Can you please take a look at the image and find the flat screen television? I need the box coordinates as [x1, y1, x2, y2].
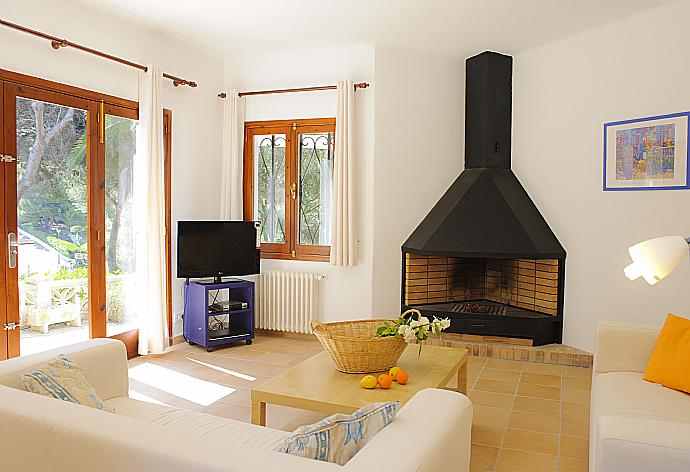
[177, 221, 260, 281]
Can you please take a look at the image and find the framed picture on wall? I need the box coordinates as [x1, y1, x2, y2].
[603, 112, 690, 191]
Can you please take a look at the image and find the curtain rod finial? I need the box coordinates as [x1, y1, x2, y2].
[218, 92, 227, 99]
[51, 39, 68, 50]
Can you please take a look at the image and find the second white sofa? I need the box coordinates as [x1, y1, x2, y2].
[591, 321, 690, 472]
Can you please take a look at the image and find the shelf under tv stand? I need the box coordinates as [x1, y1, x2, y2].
[183, 279, 255, 352]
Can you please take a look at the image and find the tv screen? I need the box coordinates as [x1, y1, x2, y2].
[177, 221, 260, 279]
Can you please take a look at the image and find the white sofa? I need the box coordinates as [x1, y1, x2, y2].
[591, 321, 690, 472]
[0, 339, 472, 472]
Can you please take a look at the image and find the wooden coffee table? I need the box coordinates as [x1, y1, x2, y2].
[250, 344, 468, 426]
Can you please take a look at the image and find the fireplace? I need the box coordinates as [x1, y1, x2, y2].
[401, 51, 566, 346]
[401, 254, 564, 345]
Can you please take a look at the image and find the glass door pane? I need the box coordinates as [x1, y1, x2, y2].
[104, 114, 139, 337]
[253, 133, 287, 244]
[15, 97, 90, 356]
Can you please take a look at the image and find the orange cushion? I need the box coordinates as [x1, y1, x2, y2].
[643, 313, 690, 393]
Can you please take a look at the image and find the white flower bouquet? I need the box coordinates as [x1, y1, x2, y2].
[375, 309, 451, 355]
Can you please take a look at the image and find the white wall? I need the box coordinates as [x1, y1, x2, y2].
[224, 44, 376, 322]
[513, 0, 690, 351]
[1, 0, 225, 335]
[371, 48, 464, 316]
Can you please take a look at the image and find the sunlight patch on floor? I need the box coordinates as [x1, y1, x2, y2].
[128, 389, 172, 407]
[185, 357, 256, 382]
[129, 362, 235, 406]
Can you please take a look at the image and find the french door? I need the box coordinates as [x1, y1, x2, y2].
[0, 71, 169, 360]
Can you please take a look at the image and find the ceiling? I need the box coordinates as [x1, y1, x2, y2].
[75, 0, 672, 58]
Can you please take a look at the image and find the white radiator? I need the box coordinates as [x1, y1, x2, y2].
[256, 271, 324, 334]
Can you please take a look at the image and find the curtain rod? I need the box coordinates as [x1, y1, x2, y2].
[218, 82, 369, 99]
[0, 18, 197, 88]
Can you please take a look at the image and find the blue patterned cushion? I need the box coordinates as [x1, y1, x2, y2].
[277, 401, 398, 465]
[21, 355, 104, 409]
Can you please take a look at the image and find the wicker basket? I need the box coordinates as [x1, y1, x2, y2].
[311, 319, 407, 374]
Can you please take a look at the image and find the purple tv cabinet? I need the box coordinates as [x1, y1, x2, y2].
[183, 279, 255, 352]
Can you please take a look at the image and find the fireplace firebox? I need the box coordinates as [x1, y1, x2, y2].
[401, 254, 564, 345]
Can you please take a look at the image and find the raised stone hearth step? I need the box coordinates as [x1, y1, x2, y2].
[427, 333, 592, 367]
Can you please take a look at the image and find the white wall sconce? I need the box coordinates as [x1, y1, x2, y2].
[624, 235, 690, 285]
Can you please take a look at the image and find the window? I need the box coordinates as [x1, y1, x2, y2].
[244, 118, 335, 261]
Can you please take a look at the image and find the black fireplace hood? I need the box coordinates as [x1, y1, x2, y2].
[403, 51, 565, 260]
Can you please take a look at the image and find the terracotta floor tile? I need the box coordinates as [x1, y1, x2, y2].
[474, 378, 518, 395]
[508, 410, 561, 434]
[521, 372, 561, 387]
[480, 367, 521, 383]
[218, 387, 251, 406]
[469, 390, 515, 409]
[502, 428, 559, 455]
[517, 382, 561, 400]
[265, 404, 313, 431]
[563, 376, 592, 391]
[470, 444, 499, 471]
[513, 396, 561, 415]
[561, 417, 589, 439]
[471, 423, 505, 447]
[522, 363, 562, 376]
[495, 449, 558, 472]
[560, 457, 588, 472]
[562, 401, 590, 419]
[560, 435, 589, 461]
[202, 402, 250, 422]
[473, 405, 511, 427]
[562, 388, 590, 404]
[562, 365, 592, 379]
[468, 356, 488, 368]
[486, 358, 523, 371]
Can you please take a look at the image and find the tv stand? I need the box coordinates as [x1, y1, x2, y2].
[183, 279, 255, 352]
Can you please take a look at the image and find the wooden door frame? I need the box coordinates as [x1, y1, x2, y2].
[163, 109, 173, 344]
[0, 69, 173, 358]
[0, 81, 7, 360]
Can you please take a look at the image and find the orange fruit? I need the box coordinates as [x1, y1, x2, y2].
[396, 370, 409, 385]
[378, 373, 393, 389]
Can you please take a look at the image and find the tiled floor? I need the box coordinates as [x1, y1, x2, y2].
[128, 335, 591, 471]
[468, 356, 591, 472]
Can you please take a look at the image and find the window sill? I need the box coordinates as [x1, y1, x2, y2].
[261, 252, 330, 263]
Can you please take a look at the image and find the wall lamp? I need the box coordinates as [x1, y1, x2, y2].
[624, 235, 690, 285]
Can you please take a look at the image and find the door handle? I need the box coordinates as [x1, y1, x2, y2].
[8, 232, 18, 269]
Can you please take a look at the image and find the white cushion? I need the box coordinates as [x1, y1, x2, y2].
[105, 397, 289, 450]
[592, 372, 690, 422]
[591, 372, 690, 472]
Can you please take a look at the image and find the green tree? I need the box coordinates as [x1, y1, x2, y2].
[72, 116, 136, 272]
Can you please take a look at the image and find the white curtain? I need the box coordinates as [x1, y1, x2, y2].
[220, 90, 245, 220]
[135, 64, 168, 355]
[330, 80, 357, 266]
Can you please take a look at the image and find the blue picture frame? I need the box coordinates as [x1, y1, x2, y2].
[603, 111, 690, 191]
